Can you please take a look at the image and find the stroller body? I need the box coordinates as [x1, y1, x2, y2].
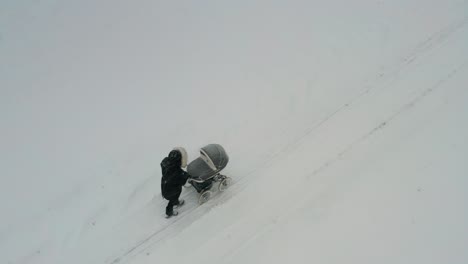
[187, 144, 232, 204]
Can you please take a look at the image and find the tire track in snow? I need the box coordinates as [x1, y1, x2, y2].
[191, 19, 468, 263]
[108, 189, 199, 264]
[219, 59, 468, 264]
[305, 60, 468, 180]
[215, 15, 468, 208]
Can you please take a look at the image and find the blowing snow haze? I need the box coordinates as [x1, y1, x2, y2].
[1, 1, 468, 263]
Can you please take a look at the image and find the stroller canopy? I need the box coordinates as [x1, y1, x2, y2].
[187, 144, 229, 180]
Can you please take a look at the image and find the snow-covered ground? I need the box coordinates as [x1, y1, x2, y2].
[1, 1, 468, 263]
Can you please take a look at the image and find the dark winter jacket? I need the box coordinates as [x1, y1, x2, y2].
[161, 156, 189, 200]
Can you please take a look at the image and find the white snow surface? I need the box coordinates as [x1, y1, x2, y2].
[1, 1, 468, 263]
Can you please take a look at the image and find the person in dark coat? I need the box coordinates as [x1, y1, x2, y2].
[161, 147, 190, 217]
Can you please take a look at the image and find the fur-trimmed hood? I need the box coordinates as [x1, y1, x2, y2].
[172, 147, 188, 168]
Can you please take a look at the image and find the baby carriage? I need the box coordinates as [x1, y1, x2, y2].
[187, 144, 232, 204]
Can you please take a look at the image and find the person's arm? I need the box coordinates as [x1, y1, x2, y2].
[181, 170, 190, 185]
[175, 169, 190, 186]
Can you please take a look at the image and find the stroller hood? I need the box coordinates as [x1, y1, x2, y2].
[199, 144, 229, 171]
[187, 144, 229, 180]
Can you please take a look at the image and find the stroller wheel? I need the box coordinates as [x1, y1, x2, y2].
[198, 190, 212, 205]
[218, 177, 232, 192]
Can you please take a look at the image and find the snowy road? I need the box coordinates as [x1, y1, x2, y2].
[1, 1, 468, 264]
[127, 16, 468, 264]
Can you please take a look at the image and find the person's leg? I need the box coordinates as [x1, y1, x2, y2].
[166, 199, 177, 216]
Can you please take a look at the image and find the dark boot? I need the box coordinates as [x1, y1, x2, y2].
[174, 199, 185, 209]
[165, 211, 178, 218]
[166, 199, 179, 218]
